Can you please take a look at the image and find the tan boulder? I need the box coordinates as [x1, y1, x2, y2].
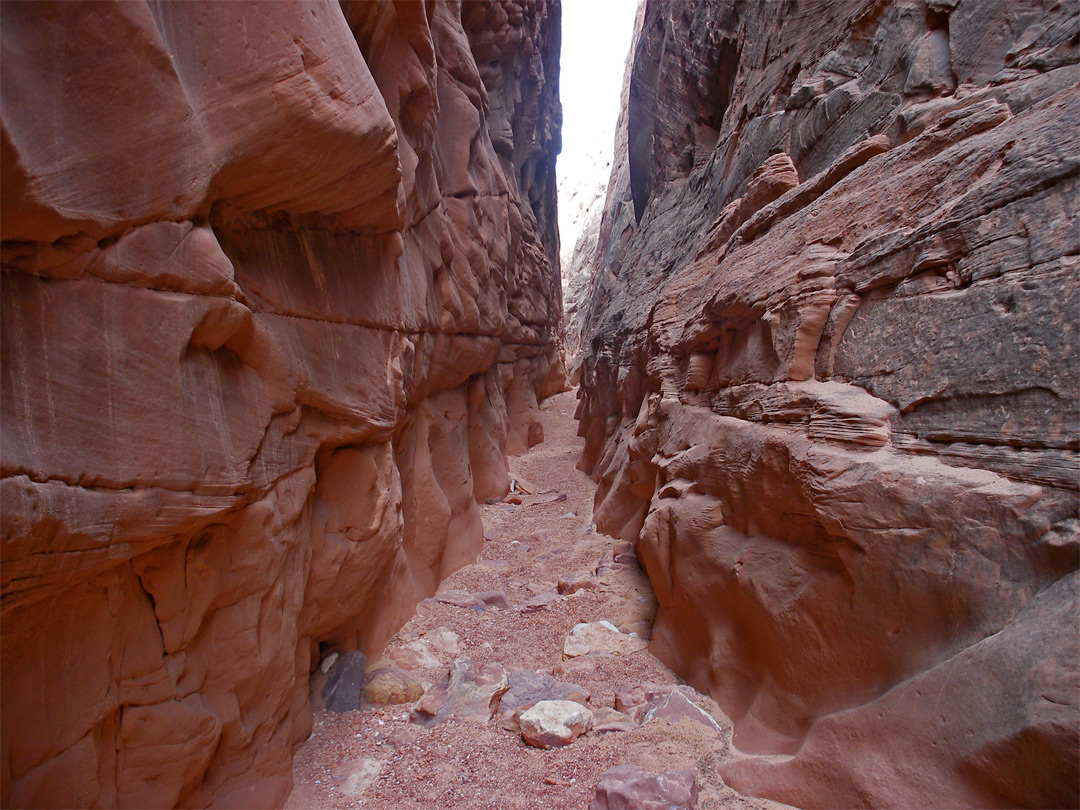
[518, 700, 594, 749]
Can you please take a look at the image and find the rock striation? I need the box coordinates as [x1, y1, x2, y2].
[0, 1, 561, 807]
[577, 1, 1079, 807]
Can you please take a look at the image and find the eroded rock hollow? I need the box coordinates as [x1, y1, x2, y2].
[576, 0, 1079, 807]
[1, 1, 562, 806]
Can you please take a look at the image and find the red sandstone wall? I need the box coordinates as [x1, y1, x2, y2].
[0, 1, 562, 806]
[577, 1, 1079, 807]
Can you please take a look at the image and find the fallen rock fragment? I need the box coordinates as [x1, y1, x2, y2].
[425, 628, 463, 656]
[519, 591, 561, 614]
[592, 707, 637, 733]
[360, 667, 425, 709]
[531, 491, 568, 505]
[510, 476, 537, 494]
[519, 700, 594, 749]
[557, 573, 601, 595]
[590, 765, 698, 810]
[551, 651, 616, 679]
[385, 641, 441, 671]
[410, 657, 509, 727]
[615, 682, 697, 723]
[643, 690, 722, 733]
[563, 621, 649, 659]
[435, 590, 513, 611]
[322, 651, 367, 713]
[435, 590, 484, 609]
[497, 671, 590, 731]
[474, 590, 515, 611]
[330, 757, 383, 798]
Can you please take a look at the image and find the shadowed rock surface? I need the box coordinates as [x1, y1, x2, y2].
[1, 1, 561, 806]
[577, 0, 1079, 807]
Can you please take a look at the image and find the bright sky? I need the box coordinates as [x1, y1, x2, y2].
[556, 0, 639, 247]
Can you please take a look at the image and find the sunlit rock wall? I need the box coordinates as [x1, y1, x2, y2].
[577, 0, 1078, 807]
[0, 1, 561, 806]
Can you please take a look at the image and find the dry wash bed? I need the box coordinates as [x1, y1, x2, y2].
[285, 390, 788, 810]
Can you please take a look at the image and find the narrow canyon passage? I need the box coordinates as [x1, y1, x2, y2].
[284, 390, 785, 810]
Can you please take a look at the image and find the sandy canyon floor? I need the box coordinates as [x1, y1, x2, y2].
[285, 390, 790, 810]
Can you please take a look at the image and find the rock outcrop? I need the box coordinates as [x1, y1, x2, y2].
[1, 1, 561, 807]
[577, 1, 1079, 807]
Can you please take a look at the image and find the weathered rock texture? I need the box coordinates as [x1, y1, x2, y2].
[577, 1, 1079, 807]
[0, 1, 561, 807]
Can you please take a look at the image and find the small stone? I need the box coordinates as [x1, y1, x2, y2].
[474, 590, 514, 611]
[590, 765, 698, 810]
[504, 494, 523, 505]
[519, 700, 594, 749]
[520, 591, 560, 614]
[563, 621, 649, 659]
[510, 476, 537, 494]
[622, 621, 653, 640]
[322, 650, 367, 713]
[329, 757, 383, 798]
[551, 651, 616, 679]
[557, 573, 601, 595]
[436, 590, 484, 608]
[319, 652, 339, 674]
[531, 492, 568, 505]
[592, 707, 638, 733]
[559, 511, 577, 519]
[426, 628, 463, 656]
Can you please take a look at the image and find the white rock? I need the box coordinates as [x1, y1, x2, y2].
[401, 640, 441, 669]
[426, 628, 463, 656]
[563, 621, 649, 659]
[519, 700, 594, 749]
[330, 757, 382, 798]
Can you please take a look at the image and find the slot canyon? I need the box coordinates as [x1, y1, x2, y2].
[1, 1, 1077, 809]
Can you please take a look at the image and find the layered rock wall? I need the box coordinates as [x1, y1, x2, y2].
[1, 1, 561, 806]
[577, 1, 1079, 806]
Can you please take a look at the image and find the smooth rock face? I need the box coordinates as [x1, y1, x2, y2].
[517, 699, 594, 749]
[0, 1, 561, 807]
[590, 765, 698, 810]
[577, 0, 1079, 808]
